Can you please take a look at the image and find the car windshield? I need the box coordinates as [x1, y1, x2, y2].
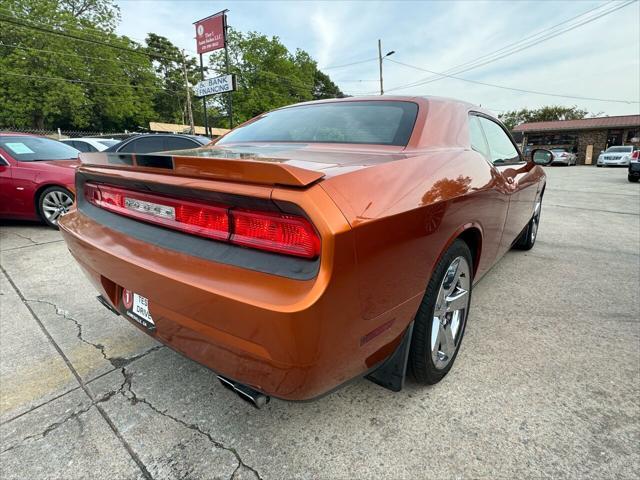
[551, 148, 567, 152]
[0, 136, 79, 161]
[606, 146, 633, 153]
[96, 139, 120, 147]
[217, 101, 419, 146]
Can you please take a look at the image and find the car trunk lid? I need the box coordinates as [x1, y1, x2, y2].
[78, 142, 412, 187]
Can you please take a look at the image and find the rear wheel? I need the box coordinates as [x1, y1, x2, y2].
[38, 186, 74, 228]
[629, 175, 639, 183]
[410, 240, 472, 385]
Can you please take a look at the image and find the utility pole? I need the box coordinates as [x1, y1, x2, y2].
[223, 12, 233, 129]
[181, 50, 195, 135]
[378, 39, 384, 96]
[378, 40, 395, 96]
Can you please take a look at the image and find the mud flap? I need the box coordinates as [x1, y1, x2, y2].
[366, 322, 414, 392]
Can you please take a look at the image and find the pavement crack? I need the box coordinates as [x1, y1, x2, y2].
[25, 298, 164, 369]
[4, 231, 38, 245]
[120, 367, 263, 480]
[1, 390, 118, 455]
[26, 298, 110, 362]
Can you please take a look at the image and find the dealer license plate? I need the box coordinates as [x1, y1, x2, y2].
[122, 289, 155, 330]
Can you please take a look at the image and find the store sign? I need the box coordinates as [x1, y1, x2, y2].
[194, 74, 236, 97]
[194, 14, 224, 54]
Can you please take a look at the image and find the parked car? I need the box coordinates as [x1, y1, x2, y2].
[59, 97, 549, 406]
[550, 148, 577, 166]
[0, 133, 79, 227]
[61, 137, 120, 152]
[596, 145, 637, 167]
[628, 149, 640, 182]
[103, 133, 210, 153]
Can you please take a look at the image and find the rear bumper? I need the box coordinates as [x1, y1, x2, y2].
[600, 159, 630, 166]
[58, 201, 418, 400]
[628, 162, 640, 176]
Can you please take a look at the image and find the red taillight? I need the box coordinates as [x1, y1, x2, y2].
[632, 150, 640, 160]
[84, 183, 228, 240]
[84, 183, 320, 258]
[231, 210, 320, 258]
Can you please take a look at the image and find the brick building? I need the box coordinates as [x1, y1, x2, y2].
[513, 115, 640, 165]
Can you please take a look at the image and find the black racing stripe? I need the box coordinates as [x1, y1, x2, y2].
[75, 175, 320, 280]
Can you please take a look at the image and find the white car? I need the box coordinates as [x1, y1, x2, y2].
[60, 138, 120, 153]
[550, 148, 577, 166]
[596, 146, 636, 167]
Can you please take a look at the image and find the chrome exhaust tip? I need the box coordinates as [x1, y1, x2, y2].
[217, 375, 270, 409]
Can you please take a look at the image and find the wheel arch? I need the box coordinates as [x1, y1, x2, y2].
[33, 183, 75, 218]
[456, 226, 483, 278]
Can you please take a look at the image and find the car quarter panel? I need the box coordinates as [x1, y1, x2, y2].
[320, 149, 510, 321]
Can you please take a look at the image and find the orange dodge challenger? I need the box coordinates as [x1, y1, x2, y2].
[59, 96, 551, 407]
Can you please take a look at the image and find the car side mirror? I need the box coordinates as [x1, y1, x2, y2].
[531, 148, 553, 165]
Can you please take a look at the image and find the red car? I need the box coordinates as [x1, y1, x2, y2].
[0, 133, 80, 227]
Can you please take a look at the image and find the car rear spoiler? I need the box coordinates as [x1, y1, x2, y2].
[78, 152, 325, 187]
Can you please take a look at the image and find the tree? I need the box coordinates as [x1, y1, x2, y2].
[208, 29, 343, 127]
[499, 105, 589, 131]
[0, 0, 157, 130]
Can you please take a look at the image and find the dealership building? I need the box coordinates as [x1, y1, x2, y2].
[513, 115, 640, 165]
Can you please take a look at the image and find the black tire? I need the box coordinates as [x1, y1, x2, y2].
[38, 186, 74, 228]
[409, 239, 473, 385]
[629, 175, 639, 183]
[513, 195, 542, 251]
[597, 165, 602, 168]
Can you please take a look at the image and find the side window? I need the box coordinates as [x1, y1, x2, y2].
[163, 137, 199, 151]
[119, 137, 164, 154]
[73, 141, 91, 153]
[478, 117, 521, 165]
[469, 115, 490, 159]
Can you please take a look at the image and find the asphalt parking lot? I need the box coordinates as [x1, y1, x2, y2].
[1, 165, 638, 479]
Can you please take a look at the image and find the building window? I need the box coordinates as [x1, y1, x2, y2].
[527, 132, 578, 145]
[626, 129, 640, 143]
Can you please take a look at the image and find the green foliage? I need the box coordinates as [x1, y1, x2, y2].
[499, 105, 589, 131]
[208, 28, 343, 127]
[0, 0, 157, 130]
[0, 2, 343, 131]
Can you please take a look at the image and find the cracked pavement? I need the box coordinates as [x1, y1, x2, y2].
[1, 166, 639, 479]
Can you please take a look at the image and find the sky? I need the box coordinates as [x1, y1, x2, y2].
[114, 0, 640, 117]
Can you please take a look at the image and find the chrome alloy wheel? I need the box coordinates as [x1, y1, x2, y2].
[431, 256, 471, 370]
[531, 198, 542, 243]
[42, 190, 73, 225]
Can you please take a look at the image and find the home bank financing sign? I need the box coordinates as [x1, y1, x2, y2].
[193, 74, 237, 97]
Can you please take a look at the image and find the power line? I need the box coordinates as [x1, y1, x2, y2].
[426, 1, 617, 81]
[0, 14, 176, 62]
[383, 0, 636, 93]
[384, 59, 639, 104]
[0, 42, 156, 69]
[0, 7, 198, 58]
[0, 71, 179, 95]
[321, 57, 378, 70]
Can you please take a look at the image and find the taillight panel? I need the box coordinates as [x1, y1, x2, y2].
[84, 182, 320, 259]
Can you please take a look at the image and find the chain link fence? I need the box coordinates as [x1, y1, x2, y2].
[0, 126, 134, 140]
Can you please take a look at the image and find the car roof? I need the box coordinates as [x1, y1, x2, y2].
[276, 95, 481, 112]
[0, 132, 43, 137]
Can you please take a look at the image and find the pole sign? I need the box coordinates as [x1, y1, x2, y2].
[194, 74, 236, 97]
[194, 14, 225, 54]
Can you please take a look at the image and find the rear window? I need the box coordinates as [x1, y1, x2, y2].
[218, 101, 419, 146]
[606, 146, 633, 153]
[97, 139, 119, 147]
[0, 136, 79, 161]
